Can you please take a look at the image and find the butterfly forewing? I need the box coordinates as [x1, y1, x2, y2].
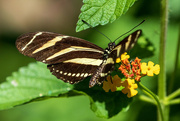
[16, 31, 105, 84]
[16, 31, 104, 64]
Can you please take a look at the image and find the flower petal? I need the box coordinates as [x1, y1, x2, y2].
[116, 58, 121, 63]
[103, 81, 111, 92]
[153, 64, 160, 75]
[148, 61, 154, 68]
[147, 70, 154, 76]
[141, 62, 148, 74]
[127, 88, 138, 98]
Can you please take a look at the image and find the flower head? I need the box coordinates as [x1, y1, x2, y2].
[118, 57, 142, 81]
[119, 59, 131, 78]
[116, 52, 130, 63]
[102, 75, 121, 92]
[121, 79, 138, 98]
[102, 53, 160, 99]
[102, 75, 138, 98]
[141, 61, 160, 76]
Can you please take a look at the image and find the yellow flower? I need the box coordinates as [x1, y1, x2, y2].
[102, 79, 112, 92]
[141, 62, 148, 74]
[116, 58, 121, 63]
[146, 61, 155, 76]
[116, 52, 130, 63]
[121, 79, 138, 98]
[153, 64, 160, 75]
[141, 61, 160, 76]
[113, 75, 122, 87]
[102, 75, 138, 98]
[102, 75, 121, 92]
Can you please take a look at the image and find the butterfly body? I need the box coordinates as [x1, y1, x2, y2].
[16, 30, 141, 88]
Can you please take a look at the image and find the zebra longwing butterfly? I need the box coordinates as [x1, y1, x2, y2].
[16, 30, 142, 88]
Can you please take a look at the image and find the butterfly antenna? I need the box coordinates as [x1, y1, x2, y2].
[82, 20, 112, 43]
[113, 20, 145, 43]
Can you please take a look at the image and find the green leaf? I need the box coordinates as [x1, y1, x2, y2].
[74, 82, 132, 118]
[0, 62, 132, 118]
[89, 91, 132, 118]
[76, 0, 137, 32]
[0, 62, 73, 110]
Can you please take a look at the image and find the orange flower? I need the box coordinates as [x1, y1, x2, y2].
[119, 57, 142, 81]
[135, 75, 141, 81]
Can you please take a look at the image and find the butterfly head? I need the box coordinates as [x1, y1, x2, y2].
[108, 42, 116, 51]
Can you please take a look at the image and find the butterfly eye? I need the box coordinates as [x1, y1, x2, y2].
[109, 42, 116, 46]
[112, 42, 116, 47]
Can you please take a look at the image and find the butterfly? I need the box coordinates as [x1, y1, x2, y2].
[16, 29, 141, 88]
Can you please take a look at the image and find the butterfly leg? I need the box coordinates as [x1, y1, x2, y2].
[110, 75, 113, 84]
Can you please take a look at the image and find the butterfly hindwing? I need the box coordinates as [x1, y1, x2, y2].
[112, 30, 142, 57]
[48, 62, 99, 84]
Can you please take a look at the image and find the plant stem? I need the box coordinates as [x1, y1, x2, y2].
[168, 98, 180, 105]
[158, 0, 169, 120]
[168, 25, 180, 94]
[138, 95, 155, 104]
[159, 0, 168, 100]
[138, 82, 164, 121]
[166, 88, 180, 101]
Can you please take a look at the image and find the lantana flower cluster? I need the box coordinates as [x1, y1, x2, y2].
[102, 52, 160, 98]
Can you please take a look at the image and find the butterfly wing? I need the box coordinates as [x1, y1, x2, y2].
[16, 30, 142, 86]
[16, 31, 104, 84]
[16, 31, 104, 64]
[47, 62, 100, 84]
[112, 30, 142, 57]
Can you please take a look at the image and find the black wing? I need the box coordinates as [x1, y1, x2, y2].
[112, 30, 142, 57]
[16, 31, 104, 84]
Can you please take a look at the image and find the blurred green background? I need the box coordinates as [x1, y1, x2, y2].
[0, 0, 180, 121]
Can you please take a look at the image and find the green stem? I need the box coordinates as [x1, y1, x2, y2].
[168, 25, 180, 94]
[138, 95, 155, 105]
[166, 88, 180, 101]
[159, 0, 168, 100]
[158, 0, 169, 120]
[168, 98, 180, 105]
[138, 82, 164, 121]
